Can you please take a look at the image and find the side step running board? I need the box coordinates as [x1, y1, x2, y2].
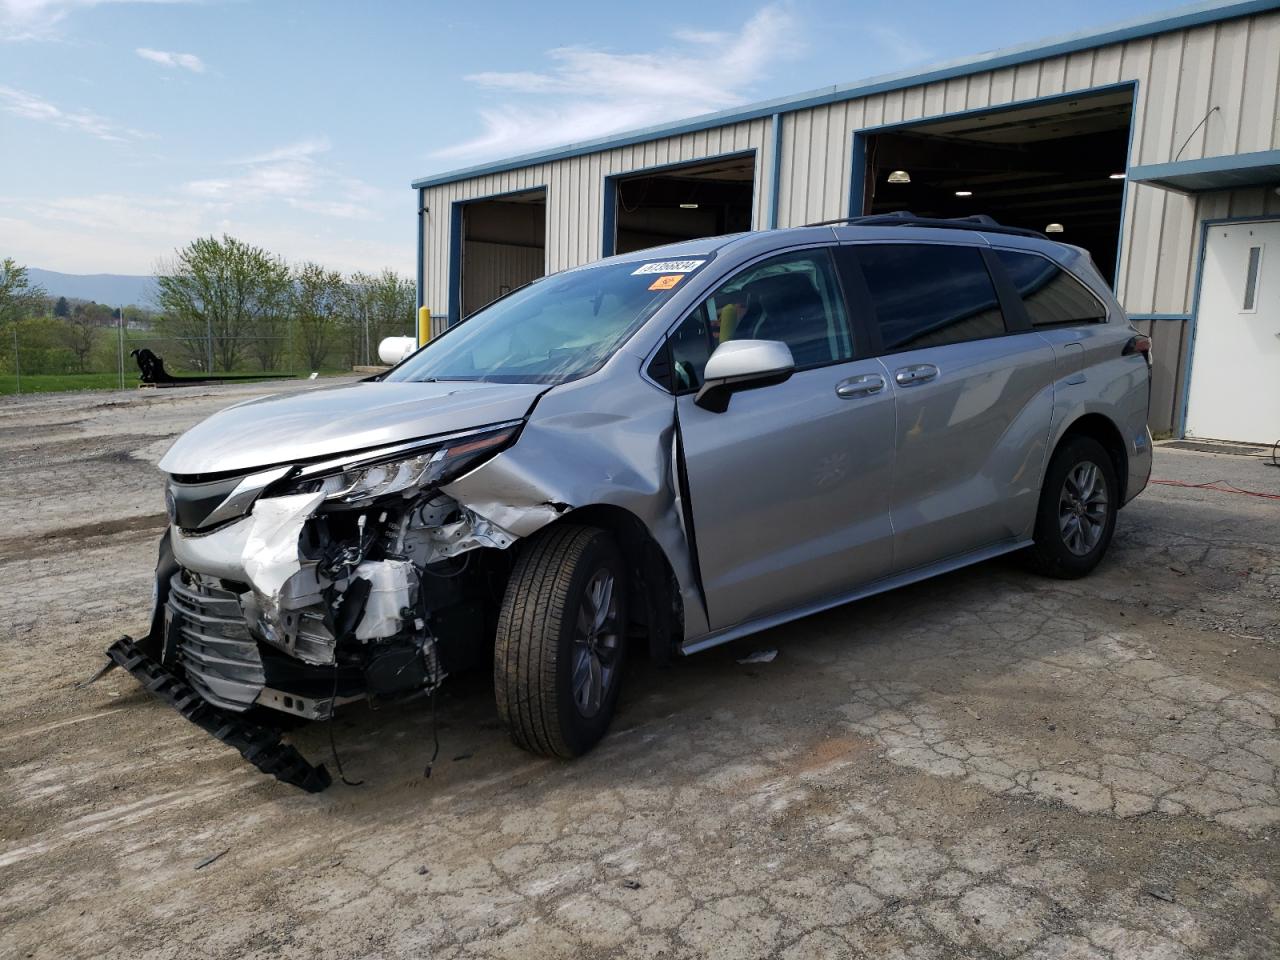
[105, 635, 332, 793]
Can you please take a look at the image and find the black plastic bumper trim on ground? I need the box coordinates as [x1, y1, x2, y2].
[105, 635, 332, 793]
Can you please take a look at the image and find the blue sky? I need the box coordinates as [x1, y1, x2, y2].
[1, 0, 1185, 276]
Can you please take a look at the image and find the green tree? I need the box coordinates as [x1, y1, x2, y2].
[66, 303, 109, 372]
[154, 235, 290, 372]
[292, 261, 345, 371]
[342, 270, 414, 366]
[53, 296, 70, 318]
[368, 269, 416, 347]
[0, 258, 45, 328]
[343, 272, 375, 367]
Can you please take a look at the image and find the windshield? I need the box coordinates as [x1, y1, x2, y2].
[387, 258, 710, 385]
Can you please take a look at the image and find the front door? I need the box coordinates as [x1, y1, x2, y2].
[671, 248, 897, 631]
[1186, 220, 1280, 443]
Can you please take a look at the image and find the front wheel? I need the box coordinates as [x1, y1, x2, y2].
[1023, 435, 1118, 579]
[494, 525, 628, 758]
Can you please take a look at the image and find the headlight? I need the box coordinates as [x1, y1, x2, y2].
[288, 421, 520, 505]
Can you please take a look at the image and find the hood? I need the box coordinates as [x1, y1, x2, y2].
[159, 380, 547, 476]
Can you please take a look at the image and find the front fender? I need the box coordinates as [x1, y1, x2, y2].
[442, 362, 709, 639]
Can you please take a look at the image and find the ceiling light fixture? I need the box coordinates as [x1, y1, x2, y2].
[887, 169, 911, 184]
[679, 202, 699, 209]
[1109, 172, 1126, 180]
[955, 190, 973, 197]
[1045, 222, 1065, 233]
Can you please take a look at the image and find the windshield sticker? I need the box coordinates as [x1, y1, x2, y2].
[648, 274, 684, 291]
[632, 259, 706, 275]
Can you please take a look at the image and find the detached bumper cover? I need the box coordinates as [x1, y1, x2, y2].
[105, 635, 332, 793]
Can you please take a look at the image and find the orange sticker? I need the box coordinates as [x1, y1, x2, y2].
[648, 274, 684, 291]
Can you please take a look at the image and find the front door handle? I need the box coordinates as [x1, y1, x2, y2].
[894, 363, 939, 387]
[835, 373, 886, 399]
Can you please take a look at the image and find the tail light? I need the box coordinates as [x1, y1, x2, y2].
[1123, 334, 1152, 366]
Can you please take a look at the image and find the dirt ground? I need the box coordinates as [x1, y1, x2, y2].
[1, 381, 1277, 960]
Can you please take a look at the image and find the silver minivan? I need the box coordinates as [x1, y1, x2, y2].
[103, 214, 1152, 790]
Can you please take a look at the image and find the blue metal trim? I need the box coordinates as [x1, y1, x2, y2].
[415, 188, 425, 311]
[410, 1, 1278, 190]
[1128, 148, 1280, 193]
[1179, 213, 1280, 437]
[768, 113, 783, 229]
[1115, 80, 1141, 288]
[602, 177, 617, 258]
[849, 131, 867, 217]
[600, 149, 757, 256]
[447, 200, 462, 327]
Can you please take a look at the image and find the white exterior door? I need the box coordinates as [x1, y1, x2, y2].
[1186, 220, 1280, 443]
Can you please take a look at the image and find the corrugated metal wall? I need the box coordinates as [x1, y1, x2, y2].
[773, 9, 1280, 316]
[418, 8, 1280, 430]
[420, 118, 772, 317]
[1131, 317, 1190, 435]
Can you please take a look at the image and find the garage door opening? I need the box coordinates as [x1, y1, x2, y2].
[856, 89, 1134, 284]
[459, 189, 546, 318]
[610, 153, 755, 256]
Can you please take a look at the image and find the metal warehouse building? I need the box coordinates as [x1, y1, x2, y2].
[413, 0, 1280, 442]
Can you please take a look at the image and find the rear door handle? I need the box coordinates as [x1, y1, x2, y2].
[894, 363, 939, 387]
[835, 373, 886, 399]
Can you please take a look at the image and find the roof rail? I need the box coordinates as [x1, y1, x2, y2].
[805, 211, 1045, 240]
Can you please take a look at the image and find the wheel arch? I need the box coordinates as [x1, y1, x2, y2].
[542, 503, 684, 663]
[1055, 412, 1129, 504]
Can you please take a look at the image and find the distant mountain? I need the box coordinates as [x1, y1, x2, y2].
[28, 268, 156, 307]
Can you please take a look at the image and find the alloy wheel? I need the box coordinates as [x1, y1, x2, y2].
[1058, 460, 1109, 557]
[571, 569, 621, 718]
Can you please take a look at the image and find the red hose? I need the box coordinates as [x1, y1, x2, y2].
[1149, 479, 1280, 500]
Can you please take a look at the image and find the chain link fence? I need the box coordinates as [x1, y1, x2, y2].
[1, 316, 416, 395]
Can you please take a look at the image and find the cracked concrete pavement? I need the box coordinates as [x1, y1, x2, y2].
[0, 383, 1277, 959]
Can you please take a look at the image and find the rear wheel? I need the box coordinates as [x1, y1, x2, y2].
[1023, 435, 1118, 579]
[494, 525, 628, 758]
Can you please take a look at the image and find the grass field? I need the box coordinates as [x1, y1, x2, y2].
[0, 372, 127, 395]
[0, 371, 315, 396]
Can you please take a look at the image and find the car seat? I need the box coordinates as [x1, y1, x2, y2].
[742, 273, 833, 367]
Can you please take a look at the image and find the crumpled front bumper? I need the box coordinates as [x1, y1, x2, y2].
[104, 635, 332, 793]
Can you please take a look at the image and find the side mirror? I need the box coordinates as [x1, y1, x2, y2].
[694, 339, 796, 413]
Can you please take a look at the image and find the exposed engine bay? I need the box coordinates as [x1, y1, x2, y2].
[91, 421, 549, 789]
[153, 422, 525, 726]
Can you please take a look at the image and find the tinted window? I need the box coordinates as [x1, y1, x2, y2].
[856, 244, 1006, 351]
[663, 249, 852, 392]
[995, 249, 1107, 327]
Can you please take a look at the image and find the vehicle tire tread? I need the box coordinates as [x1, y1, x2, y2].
[495, 524, 602, 759]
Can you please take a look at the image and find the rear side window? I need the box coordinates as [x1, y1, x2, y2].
[994, 249, 1107, 327]
[855, 244, 1006, 352]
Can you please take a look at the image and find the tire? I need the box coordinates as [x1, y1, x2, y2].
[494, 525, 628, 758]
[1023, 435, 1119, 579]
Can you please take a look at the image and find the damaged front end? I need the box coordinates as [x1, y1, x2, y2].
[108, 421, 525, 790]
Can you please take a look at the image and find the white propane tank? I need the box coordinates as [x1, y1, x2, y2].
[378, 336, 417, 365]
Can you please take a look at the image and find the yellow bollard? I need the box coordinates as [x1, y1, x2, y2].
[417, 307, 432, 347]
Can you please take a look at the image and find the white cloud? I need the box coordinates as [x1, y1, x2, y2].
[0, 193, 411, 275]
[0, 0, 189, 41]
[184, 136, 380, 221]
[136, 46, 204, 72]
[0, 83, 143, 141]
[436, 4, 802, 162]
[866, 24, 931, 66]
